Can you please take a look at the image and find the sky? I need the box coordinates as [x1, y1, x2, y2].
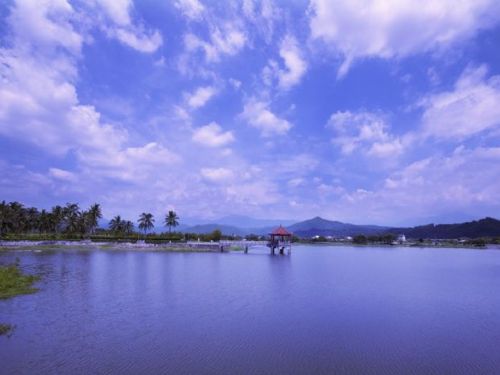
[1, 0, 500, 226]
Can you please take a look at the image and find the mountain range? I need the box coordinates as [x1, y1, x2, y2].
[99, 215, 500, 239]
[181, 216, 500, 239]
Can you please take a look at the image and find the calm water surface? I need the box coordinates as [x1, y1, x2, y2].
[1, 245, 500, 374]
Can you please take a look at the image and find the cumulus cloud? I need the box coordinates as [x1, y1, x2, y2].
[242, 0, 280, 43]
[0, 1, 177, 183]
[49, 167, 77, 182]
[175, 0, 205, 20]
[184, 22, 246, 63]
[419, 65, 500, 140]
[185, 85, 218, 109]
[240, 98, 292, 136]
[192, 122, 235, 147]
[8, 0, 82, 54]
[93, 0, 163, 53]
[278, 35, 307, 90]
[309, 0, 500, 77]
[383, 146, 500, 215]
[201, 167, 234, 182]
[327, 111, 403, 157]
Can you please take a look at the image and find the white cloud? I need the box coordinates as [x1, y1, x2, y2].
[94, 0, 131, 25]
[420, 65, 500, 140]
[288, 178, 304, 188]
[327, 110, 403, 157]
[184, 22, 246, 63]
[226, 181, 280, 206]
[228, 78, 242, 89]
[201, 167, 234, 182]
[383, 146, 500, 211]
[240, 98, 292, 136]
[242, 0, 281, 44]
[0, 1, 177, 183]
[322, 146, 500, 224]
[110, 27, 163, 53]
[185, 85, 218, 109]
[175, 0, 205, 20]
[309, 0, 500, 77]
[49, 167, 77, 182]
[94, 0, 163, 53]
[278, 35, 307, 90]
[192, 122, 235, 147]
[9, 0, 82, 54]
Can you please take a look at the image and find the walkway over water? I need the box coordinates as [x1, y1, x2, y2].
[223, 240, 291, 254]
[186, 240, 290, 254]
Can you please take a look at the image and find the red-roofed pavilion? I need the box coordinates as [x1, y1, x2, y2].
[268, 225, 292, 255]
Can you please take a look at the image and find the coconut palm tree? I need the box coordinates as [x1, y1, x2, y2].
[138, 213, 154, 236]
[38, 209, 52, 233]
[50, 205, 64, 233]
[109, 215, 123, 233]
[123, 220, 134, 235]
[164, 210, 179, 234]
[63, 203, 80, 233]
[87, 203, 102, 234]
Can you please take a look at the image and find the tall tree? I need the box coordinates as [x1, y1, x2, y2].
[123, 220, 134, 235]
[62, 203, 80, 233]
[109, 216, 123, 233]
[87, 203, 102, 234]
[50, 205, 64, 233]
[138, 213, 154, 236]
[164, 210, 179, 234]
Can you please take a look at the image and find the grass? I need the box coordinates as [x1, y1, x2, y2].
[0, 323, 14, 336]
[0, 261, 40, 300]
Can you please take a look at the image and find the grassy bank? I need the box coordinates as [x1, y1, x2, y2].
[0, 261, 40, 337]
[0, 261, 40, 300]
[0, 323, 13, 336]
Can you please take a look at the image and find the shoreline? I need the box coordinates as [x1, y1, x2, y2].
[0, 240, 494, 252]
[0, 240, 222, 252]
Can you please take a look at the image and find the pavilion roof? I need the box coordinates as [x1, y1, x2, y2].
[270, 225, 292, 236]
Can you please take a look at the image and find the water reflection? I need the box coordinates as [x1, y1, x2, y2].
[1, 246, 499, 374]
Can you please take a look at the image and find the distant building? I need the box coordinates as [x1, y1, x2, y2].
[397, 234, 406, 243]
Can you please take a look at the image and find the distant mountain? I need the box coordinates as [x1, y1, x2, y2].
[214, 215, 296, 228]
[388, 217, 500, 239]
[288, 217, 389, 237]
[100, 215, 500, 239]
[182, 214, 295, 229]
[183, 224, 248, 236]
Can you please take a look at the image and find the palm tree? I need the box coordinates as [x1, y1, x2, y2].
[38, 209, 52, 233]
[63, 203, 80, 233]
[50, 205, 64, 233]
[138, 213, 154, 236]
[87, 203, 102, 234]
[109, 215, 123, 233]
[164, 210, 179, 234]
[123, 220, 134, 235]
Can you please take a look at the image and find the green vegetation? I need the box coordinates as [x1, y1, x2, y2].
[0, 260, 41, 338]
[138, 212, 155, 235]
[165, 211, 179, 233]
[0, 201, 101, 237]
[0, 260, 40, 299]
[0, 323, 13, 336]
[109, 215, 135, 235]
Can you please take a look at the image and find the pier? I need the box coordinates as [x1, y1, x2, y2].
[218, 225, 292, 255]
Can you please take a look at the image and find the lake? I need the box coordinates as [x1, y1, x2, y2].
[1, 245, 500, 374]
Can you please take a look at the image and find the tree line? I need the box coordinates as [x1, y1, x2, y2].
[0, 201, 179, 237]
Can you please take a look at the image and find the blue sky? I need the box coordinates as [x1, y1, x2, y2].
[1, 0, 500, 226]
